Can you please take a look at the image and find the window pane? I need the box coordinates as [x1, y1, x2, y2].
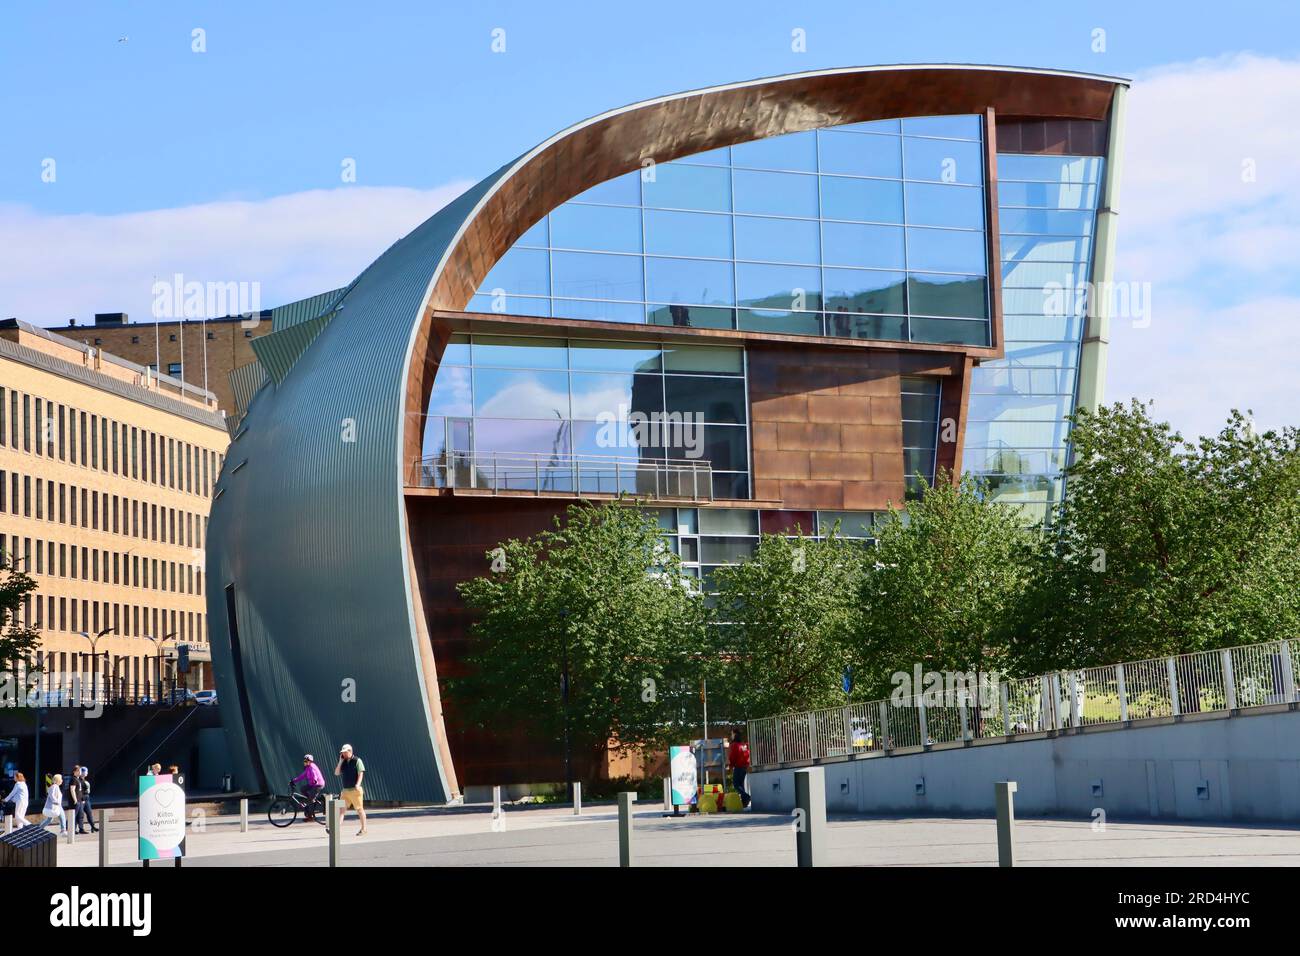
[736, 262, 821, 311]
[474, 418, 573, 456]
[644, 209, 732, 258]
[734, 215, 820, 263]
[821, 221, 905, 269]
[904, 182, 984, 229]
[732, 170, 819, 218]
[471, 336, 567, 368]
[906, 227, 988, 274]
[698, 508, 758, 535]
[472, 368, 569, 418]
[901, 115, 982, 140]
[516, 218, 548, 247]
[664, 376, 747, 423]
[572, 171, 641, 205]
[467, 293, 550, 317]
[820, 176, 904, 223]
[910, 316, 990, 346]
[668, 424, 748, 471]
[569, 372, 664, 419]
[441, 336, 471, 365]
[903, 137, 983, 184]
[549, 204, 642, 253]
[1000, 234, 1092, 263]
[825, 313, 907, 341]
[549, 299, 646, 324]
[738, 309, 823, 336]
[662, 345, 743, 375]
[817, 131, 902, 178]
[643, 164, 731, 212]
[998, 208, 1095, 237]
[426, 365, 473, 417]
[647, 304, 735, 329]
[676, 145, 731, 166]
[996, 154, 1102, 184]
[645, 257, 734, 306]
[551, 251, 644, 301]
[823, 268, 905, 315]
[569, 340, 661, 373]
[998, 180, 1097, 210]
[731, 131, 818, 172]
[479, 247, 550, 297]
[907, 274, 988, 319]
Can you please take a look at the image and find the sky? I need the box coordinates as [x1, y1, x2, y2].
[1, 1, 1297, 440]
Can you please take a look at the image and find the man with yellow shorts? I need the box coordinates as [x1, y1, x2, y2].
[333, 743, 367, 836]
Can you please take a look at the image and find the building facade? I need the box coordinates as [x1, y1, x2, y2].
[206, 65, 1127, 800]
[0, 319, 229, 702]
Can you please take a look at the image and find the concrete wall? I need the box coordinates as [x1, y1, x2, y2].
[750, 707, 1300, 823]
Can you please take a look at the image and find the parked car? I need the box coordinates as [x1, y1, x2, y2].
[194, 690, 218, 706]
[163, 688, 198, 707]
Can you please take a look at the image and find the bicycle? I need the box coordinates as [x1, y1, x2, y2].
[267, 786, 329, 828]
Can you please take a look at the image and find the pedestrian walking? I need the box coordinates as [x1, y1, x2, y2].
[728, 727, 751, 810]
[2, 772, 28, 829]
[333, 744, 368, 836]
[41, 774, 67, 833]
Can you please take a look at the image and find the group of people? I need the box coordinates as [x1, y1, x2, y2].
[290, 743, 367, 835]
[1, 764, 97, 833]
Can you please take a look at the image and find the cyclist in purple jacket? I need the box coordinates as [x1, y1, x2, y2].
[290, 754, 326, 820]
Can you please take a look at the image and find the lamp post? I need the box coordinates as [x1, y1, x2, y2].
[143, 633, 177, 703]
[77, 627, 116, 706]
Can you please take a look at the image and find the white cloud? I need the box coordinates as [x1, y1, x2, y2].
[0, 182, 473, 327]
[1111, 53, 1300, 438]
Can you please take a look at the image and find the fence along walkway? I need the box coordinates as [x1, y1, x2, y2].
[747, 639, 1300, 770]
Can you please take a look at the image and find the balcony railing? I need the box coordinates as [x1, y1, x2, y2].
[408, 451, 713, 501]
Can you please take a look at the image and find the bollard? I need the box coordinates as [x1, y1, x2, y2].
[492, 785, 502, 817]
[995, 781, 1018, 867]
[239, 797, 248, 833]
[65, 810, 74, 845]
[663, 777, 672, 812]
[326, 796, 339, 867]
[617, 792, 636, 867]
[794, 767, 827, 867]
[3, 811, 10, 834]
[573, 781, 582, 816]
[98, 809, 109, 867]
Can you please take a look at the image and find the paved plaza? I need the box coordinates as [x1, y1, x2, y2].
[47, 802, 1300, 867]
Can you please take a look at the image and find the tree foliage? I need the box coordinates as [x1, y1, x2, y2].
[1013, 402, 1300, 670]
[450, 500, 709, 761]
[708, 530, 866, 719]
[0, 551, 41, 667]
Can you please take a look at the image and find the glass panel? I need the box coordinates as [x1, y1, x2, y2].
[473, 418, 573, 456]
[906, 227, 988, 274]
[467, 293, 550, 317]
[471, 336, 567, 368]
[569, 371, 664, 420]
[996, 154, 1102, 184]
[645, 257, 734, 306]
[647, 304, 735, 329]
[734, 215, 820, 264]
[568, 340, 661, 373]
[817, 131, 902, 178]
[820, 176, 904, 223]
[516, 218, 548, 247]
[479, 247, 550, 297]
[904, 182, 984, 229]
[667, 424, 747, 471]
[551, 251, 644, 301]
[998, 180, 1098, 210]
[907, 274, 988, 319]
[998, 208, 1095, 237]
[472, 368, 569, 418]
[643, 164, 731, 212]
[731, 131, 817, 172]
[572, 171, 641, 205]
[821, 221, 906, 269]
[644, 209, 733, 258]
[824, 313, 907, 341]
[902, 421, 936, 446]
[1001, 234, 1092, 263]
[818, 511, 875, 537]
[736, 262, 821, 311]
[732, 170, 820, 218]
[902, 115, 982, 140]
[664, 376, 747, 423]
[426, 365, 473, 417]
[662, 345, 743, 375]
[440, 336, 471, 365]
[676, 146, 731, 167]
[903, 137, 983, 184]
[738, 309, 823, 336]
[700, 536, 758, 563]
[823, 268, 906, 315]
[835, 118, 900, 134]
[549, 299, 646, 324]
[549, 203, 642, 253]
[698, 508, 758, 535]
[714, 473, 753, 503]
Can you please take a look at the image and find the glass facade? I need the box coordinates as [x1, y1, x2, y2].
[965, 153, 1105, 524]
[471, 116, 991, 347]
[423, 334, 751, 499]
[900, 376, 941, 497]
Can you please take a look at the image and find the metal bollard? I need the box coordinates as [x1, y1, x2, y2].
[663, 777, 672, 812]
[617, 792, 636, 867]
[794, 768, 827, 867]
[98, 809, 109, 867]
[239, 797, 248, 833]
[3, 812, 10, 834]
[326, 796, 339, 867]
[995, 781, 1018, 867]
[573, 781, 582, 816]
[65, 810, 74, 845]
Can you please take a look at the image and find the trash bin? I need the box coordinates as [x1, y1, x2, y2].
[0, 824, 57, 867]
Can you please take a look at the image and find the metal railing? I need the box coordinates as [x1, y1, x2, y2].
[408, 451, 714, 501]
[748, 638, 1300, 769]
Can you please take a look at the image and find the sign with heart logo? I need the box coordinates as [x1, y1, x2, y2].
[138, 775, 186, 860]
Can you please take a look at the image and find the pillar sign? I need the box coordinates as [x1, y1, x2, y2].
[138, 774, 186, 862]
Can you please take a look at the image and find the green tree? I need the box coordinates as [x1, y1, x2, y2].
[851, 471, 1036, 695]
[0, 551, 41, 667]
[1014, 402, 1300, 670]
[451, 500, 709, 770]
[708, 530, 866, 720]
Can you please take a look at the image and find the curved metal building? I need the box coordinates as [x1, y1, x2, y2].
[207, 64, 1128, 801]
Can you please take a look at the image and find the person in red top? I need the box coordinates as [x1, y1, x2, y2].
[728, 728, 751, 809]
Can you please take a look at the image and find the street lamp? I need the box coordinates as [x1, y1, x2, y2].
[77, 627, 116, 705]
[143, 633, 177, 703]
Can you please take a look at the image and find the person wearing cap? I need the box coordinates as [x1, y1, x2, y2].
[290, 754, 326, 821]
[333, 744, 367, 836]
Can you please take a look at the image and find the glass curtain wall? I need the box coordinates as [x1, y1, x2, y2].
[966, 153, 1104, 524]
[471, 116, 991, 348]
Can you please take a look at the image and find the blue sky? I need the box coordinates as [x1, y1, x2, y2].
[1, 1, 1297, 437]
